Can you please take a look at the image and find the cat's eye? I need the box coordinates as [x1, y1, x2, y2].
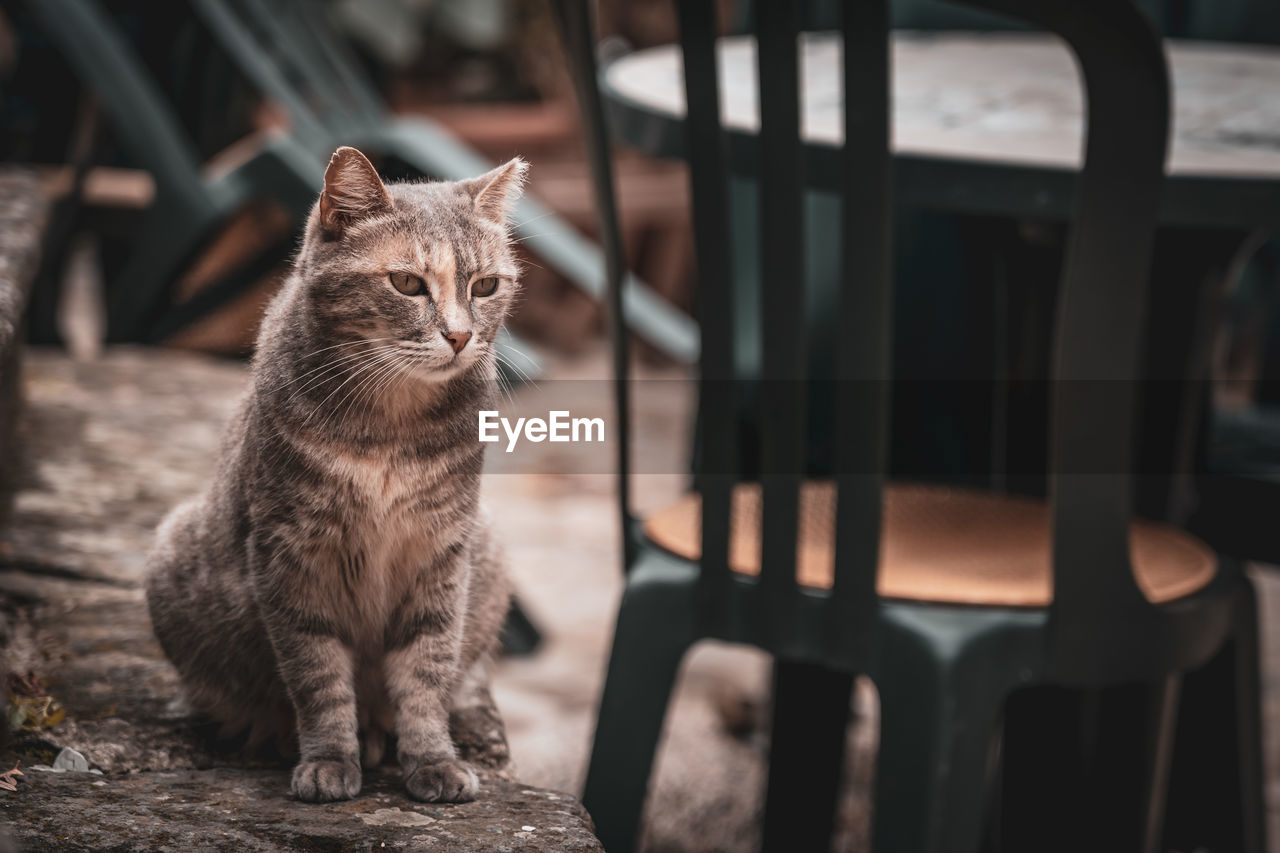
[472, 277, 499, 298]
[390, 272, 425, 296]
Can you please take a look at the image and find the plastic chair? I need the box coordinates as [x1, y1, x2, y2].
[552, 1, 1267, 852]
[185, 0, 700, 366]
[22, 0, 323, 344]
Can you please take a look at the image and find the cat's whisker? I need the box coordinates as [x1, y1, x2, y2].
[511, 232, 552, 244]
[327, 350, 408, 423]
[381, 355, 421, 410]
[340, 353, 411, 425]
[378, 356, 424, 410]
[303, 350, 403, 429]
[483, 351, 516, 406]
[498, 340, 540, 369]
[496, 359, 536, 393]
[294, 336, 396, 362]
[284, 345, 404, 405]
[511, 210, 557, 230]
[278, 343, 402, 397]
[349, 347, 424, 412]
[265, 338, 398, 391]
[494, 350, 538, 389]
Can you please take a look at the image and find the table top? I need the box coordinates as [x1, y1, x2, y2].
[601, 32, 1280, 226]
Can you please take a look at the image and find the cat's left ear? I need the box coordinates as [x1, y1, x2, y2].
[462, 158, 529, 225]
[319, 147, 393, 238]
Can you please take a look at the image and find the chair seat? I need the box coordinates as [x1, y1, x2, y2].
[642, 482, 1217, 607]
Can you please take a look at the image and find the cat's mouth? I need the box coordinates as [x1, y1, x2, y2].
[397, 341, 479, 381]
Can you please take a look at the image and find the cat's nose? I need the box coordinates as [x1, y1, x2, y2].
[442, 330, 472, 354]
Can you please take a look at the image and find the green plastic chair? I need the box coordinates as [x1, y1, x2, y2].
[185, 0, 699, 366]
[25, 0, 548, 376]
[21, 0, 323, 344]
[552, 1, 1267, 851]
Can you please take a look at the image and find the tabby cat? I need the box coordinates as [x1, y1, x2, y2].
[146, 147, 523, 803]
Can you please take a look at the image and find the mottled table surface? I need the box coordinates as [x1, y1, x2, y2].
[604, 32, 1280, 177]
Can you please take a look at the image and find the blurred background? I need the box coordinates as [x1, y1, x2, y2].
[0, 0, 702, 357]
[0, 0, 1278, 851]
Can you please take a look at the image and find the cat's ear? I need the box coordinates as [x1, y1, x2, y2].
[461, 158, 529, 225]
[319, 147, 393, 238]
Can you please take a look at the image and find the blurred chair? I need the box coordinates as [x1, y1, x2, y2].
[21, 0, 323, 344]
[23, 0, 541, 373]
[553, 1, 1266, 852]
[185, 0, 698, 366]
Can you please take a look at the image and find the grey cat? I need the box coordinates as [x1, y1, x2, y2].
[146, 147, 522, 804]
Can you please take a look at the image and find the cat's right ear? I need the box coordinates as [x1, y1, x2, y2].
[319, 147, 393, 239]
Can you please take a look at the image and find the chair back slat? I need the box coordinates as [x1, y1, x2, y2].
[675, 0, 736, 620]
[962, 0, 1170, 655]
[753, 0, 807, 635]
[672, 0, 896, 647]
[830, 0, 892, 647]
[549, 0, 635, 561]
[1046, 1, 1170, 631]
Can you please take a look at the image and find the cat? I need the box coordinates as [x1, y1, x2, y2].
[145, 146, 522, 804]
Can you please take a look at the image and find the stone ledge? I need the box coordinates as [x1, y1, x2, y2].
[0, 168, 49, 532]
[1, 765, 600, 852]
[0, 169, 46, 356]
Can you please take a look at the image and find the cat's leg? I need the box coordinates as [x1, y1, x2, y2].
[384, 551, 478, 803]
[265, 623, 363, 802]
[253, 551, 363, 803]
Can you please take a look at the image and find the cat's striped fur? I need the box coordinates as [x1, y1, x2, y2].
[146, 148, 523, 803]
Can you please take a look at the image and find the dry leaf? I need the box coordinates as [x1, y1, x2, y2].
[0, 762, 24, 792]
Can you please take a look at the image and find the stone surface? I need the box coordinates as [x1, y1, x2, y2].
[0, 169, 49, 533]
[0, 348, 599, 850]
[3, 767, 598, 852]
[6, 350, 245, 586]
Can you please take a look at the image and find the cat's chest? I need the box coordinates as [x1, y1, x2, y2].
[276, 435, 475, 573]
[322, 449, 450, 529]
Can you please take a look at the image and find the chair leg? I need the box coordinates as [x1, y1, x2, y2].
[582, 558, 698, 853]
[1232, 580, 1268, 853]
[871, 627, 1005, 853]
[1163, 575, 1267, 853]
[762, 660, 855, 853]
[999, 685, 1097, 852]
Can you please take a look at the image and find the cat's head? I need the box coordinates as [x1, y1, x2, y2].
[297, 146, 528, 381]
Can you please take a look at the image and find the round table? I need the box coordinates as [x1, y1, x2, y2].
[602, 32, 1280, 228]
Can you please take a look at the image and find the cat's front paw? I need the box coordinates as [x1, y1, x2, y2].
[405, 760, 478, 803]
[292, 758, 362, 802]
